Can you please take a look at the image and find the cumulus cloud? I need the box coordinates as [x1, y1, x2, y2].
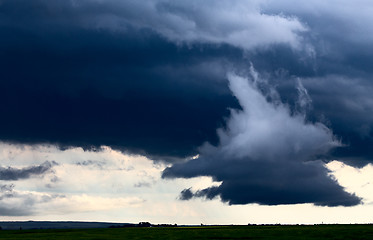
[164, 68, 361, 206]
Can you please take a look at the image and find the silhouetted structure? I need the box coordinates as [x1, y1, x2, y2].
[138, 222, 151, 227]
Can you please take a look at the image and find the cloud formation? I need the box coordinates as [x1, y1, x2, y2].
[0, 161, 55, 181]
[0, 0, 373, 168]
[114, 0, 306, 49]
[163, 69, 361, 206]
[298, 75, 373, 167]
[0, 0, 308, 161]
[0, 0, 239, 159]
[0, 183, 143, 216]
[12, 0, 305, 50]
[0, 0, 373, 212]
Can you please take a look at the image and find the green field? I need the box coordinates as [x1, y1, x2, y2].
[0, 225, 373, 240]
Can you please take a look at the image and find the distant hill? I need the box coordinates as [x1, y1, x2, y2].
[0, 221, 129, 230]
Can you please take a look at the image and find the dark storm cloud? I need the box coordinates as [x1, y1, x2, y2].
[300, 76, 373, 167]
[240, 1, 373, 168]
[0, 161, 55, 180]
[164, 71, 361, 206]
[0, 0, 310, 162]
[174, 161, 361, 206]
[1, 0, 373, 207]
[2, 0, 369, 164]
[262, 0, 373, 76]
[0, 0, 246, 160]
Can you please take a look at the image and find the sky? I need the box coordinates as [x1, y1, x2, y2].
[1, 0, 373, 224]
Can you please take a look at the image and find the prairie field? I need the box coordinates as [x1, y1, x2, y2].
[0, 224, 372, 240]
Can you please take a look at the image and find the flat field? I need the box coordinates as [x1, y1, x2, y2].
[0, 224, 372, 240]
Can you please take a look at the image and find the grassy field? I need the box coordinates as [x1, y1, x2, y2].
[0, 224, 373, 240]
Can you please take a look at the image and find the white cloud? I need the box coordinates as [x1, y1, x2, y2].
[215, 71, 339, 161]
[0, 142, 221, 220]
[0, 142, 372, 223]
[327, 161, 373, 204]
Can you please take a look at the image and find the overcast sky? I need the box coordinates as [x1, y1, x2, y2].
[1, 0, 373, 224]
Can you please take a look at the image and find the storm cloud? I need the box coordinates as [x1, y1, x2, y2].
[0, 0, 309, 161]
[163, 70, 361, 206]
[1, 0, 305, 49]
[0, 0, 247, 160]
[0, 0, 372, 164]
[1, 0, 373, 208]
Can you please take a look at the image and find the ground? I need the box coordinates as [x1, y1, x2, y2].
[0, 225, 373, 239]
